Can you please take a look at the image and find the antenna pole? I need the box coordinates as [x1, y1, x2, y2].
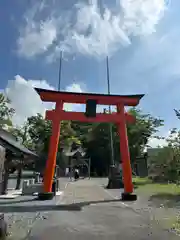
[58, 51, 63, 91]
[106, 56, 115, 166]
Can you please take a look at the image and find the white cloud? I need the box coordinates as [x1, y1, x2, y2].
[65, 83, 83, 93]
[146, 127, 177, 148]
[64, 0, 165, 57]
[17, 19, 57, 58]
[17, 0, 166, 59]
[147, 127, 180, 148]
[5, 75, 85, 126]
[17, 0, 59, 58]
[147, 137, 167, 148]
[63, 83, 84, 112]
[5, 75, 53, 126]
[121, 0, 165, 36]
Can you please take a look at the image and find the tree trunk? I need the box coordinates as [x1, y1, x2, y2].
[15, 166, 22, 190]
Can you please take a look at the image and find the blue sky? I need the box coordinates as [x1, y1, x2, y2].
[0, 0, 179, 145]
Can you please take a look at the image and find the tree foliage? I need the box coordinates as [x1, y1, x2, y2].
[0, 93, 14, 128]
[149, 110, 180, 183]
[26, 114, 52, 153]
[127, 108, 164, 161]
[148, 120, 180, 183]
[2, 104, 167, 178]
[25, 114, 80, 154]
[0, 97, 179, 184]
[78, 108, 164, 175]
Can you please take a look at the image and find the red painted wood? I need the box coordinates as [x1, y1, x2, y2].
[45, 110, 135, 124]
[43, 101, 63, 193]
[117, 103, 133, 193]
[38, 88, 143, 195]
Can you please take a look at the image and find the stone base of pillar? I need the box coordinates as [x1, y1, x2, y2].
[38, 192, 54, 200]
[121, 192, 137, 201]
[37, 179, 57, 200]
[107, 177, 124, 189]
[106, 165, 124, 189]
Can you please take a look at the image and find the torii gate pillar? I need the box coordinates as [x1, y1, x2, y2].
[43, 101, 63, 193]
[35, 88, 144, 201]
[117, 103, 133, 197]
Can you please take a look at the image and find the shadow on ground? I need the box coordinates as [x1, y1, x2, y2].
[0, 198, 37, 205]
[149, 193, 180, 208]
[0, 199, 125, 213]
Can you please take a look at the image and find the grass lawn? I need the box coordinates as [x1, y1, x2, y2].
[133, 177, 180, 195]
[133, 177, 180, 233]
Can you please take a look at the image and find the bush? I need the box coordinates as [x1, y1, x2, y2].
[148, 146, 180, 183]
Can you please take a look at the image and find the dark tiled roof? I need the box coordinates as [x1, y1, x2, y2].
[0, 129, 38, 157]
[64, 148, 85, 157]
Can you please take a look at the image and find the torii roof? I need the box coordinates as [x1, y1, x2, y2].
[35, 88, 144, 106]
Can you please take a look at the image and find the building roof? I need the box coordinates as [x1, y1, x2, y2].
[64, 147, 86, 157]
[0, 129, 38, 158]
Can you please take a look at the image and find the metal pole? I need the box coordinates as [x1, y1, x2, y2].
[88, 158, 91, 179]
[58, 51, 63, 91]
[57, 51, 63, 175]
[106, 56, 115, 166]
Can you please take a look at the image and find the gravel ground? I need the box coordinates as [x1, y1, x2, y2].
[1, 178, 68, 240]
[1, 178, 179, 240]
[101, 180, 180, 234]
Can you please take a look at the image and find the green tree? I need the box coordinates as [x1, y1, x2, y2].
[24, 114, 81, 172]
[127, 108, 164, 161]
[10, 125, 32, 148]
[83, 108, 164, 176]
[61, 121, 81, 147]
[147, 109, 180, 183]
[0, 93, 14, 128]
[0, 93, 15, 193]
[80, 122, 109, 175]
[149, 129, 180, 183]
[71, 121, 94, 147]
[10, 125, 31, 189]
[26, 114, 81, 153]
[26, 114, 52, 153]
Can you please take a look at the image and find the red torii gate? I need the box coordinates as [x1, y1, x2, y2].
[35, 88, 144, 200]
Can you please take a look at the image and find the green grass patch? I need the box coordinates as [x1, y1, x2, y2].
[133, 177, 180, 233]
[133, 176, 152, 186]
[133, 177, 180, 195]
